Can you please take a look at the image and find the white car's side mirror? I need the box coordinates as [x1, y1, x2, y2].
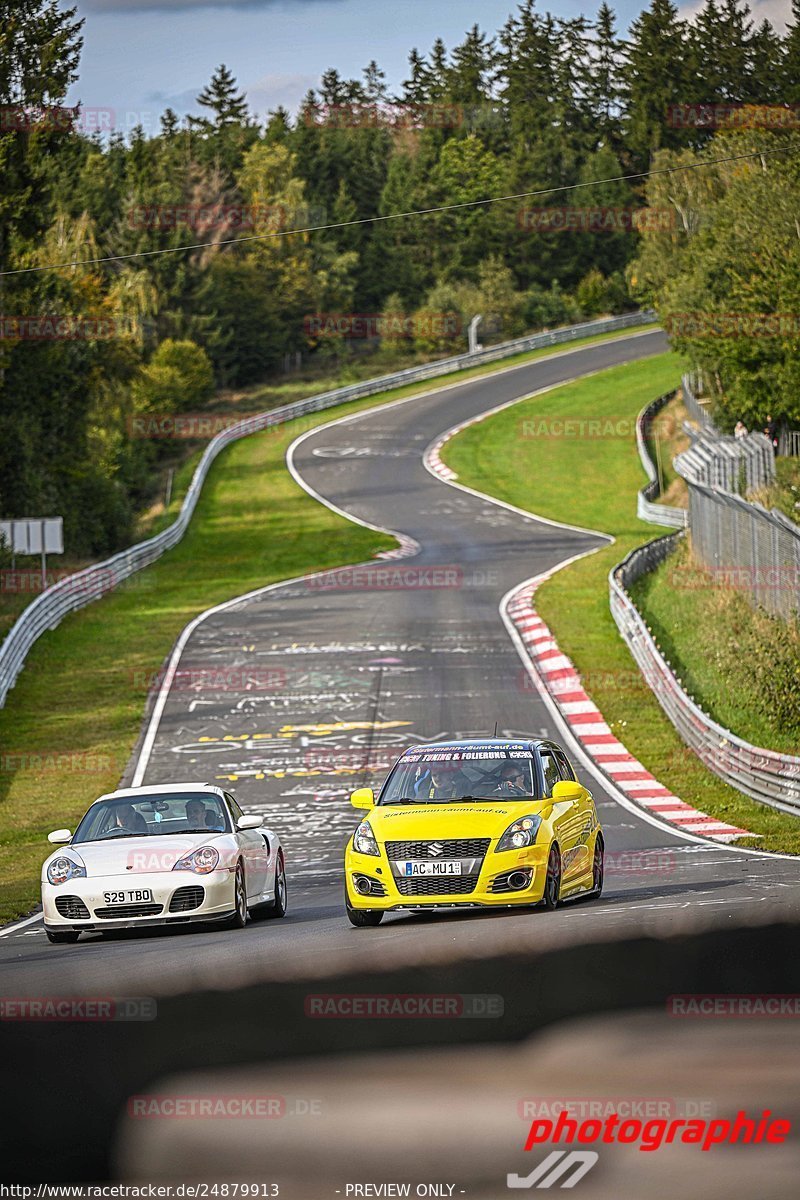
[48, 829, 72, 845]
[236, 814, 263, 830]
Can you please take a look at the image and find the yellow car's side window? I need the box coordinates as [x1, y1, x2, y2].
[540, 752, 561, 797]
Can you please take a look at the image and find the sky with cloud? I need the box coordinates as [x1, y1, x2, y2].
[63, 0, 793, 136]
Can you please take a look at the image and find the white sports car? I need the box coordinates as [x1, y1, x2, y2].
[41, 783, 287, 944]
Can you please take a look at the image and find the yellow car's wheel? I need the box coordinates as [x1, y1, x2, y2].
[345, 887, 384, 927]
[542, 845, 562, 911]
[590, 836, 604, 899]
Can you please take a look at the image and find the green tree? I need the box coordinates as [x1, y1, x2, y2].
[623, 0, 698, 165]
[133, 339, 214, 415]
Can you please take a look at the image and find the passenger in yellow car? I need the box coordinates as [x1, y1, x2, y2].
[412, 766, 459, 800]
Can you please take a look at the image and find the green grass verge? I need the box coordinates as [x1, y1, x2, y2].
[443, 352, 800, 855]
[0, 323, 658, 925]
[631, 539, 800, 754]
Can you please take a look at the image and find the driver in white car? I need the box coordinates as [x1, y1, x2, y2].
[115, 803, 147, 833]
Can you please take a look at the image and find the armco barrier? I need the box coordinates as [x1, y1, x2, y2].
[609, 535, 800, 815]
[0, 310, 655, 708]
[635, 390, 688, 529]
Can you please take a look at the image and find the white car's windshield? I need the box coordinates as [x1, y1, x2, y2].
[72, 793, 231, 842]
[380, 748, 539, 804]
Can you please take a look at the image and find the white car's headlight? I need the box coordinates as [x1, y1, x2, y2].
[353, 821, 379, 856]
[47, 855, 87, 886]
[173, 846, 220, 874]
[496, 814, 543, 852]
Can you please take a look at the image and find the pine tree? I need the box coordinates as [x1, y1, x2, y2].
[586, 4, 625, 151]
[402, 49, 433, 104]
[622, 0, 698, 165]
[363, 60, 388, 103]
[447, 24, 496, 106]
[196, 63, 249, 128]
[693, 0, 754, 102]
[783, 0, 800, 104]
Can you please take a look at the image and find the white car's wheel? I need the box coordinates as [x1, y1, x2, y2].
[46, 929, 80, 944]
[251, 852, 287, 920]
[225, 862, 247, 929]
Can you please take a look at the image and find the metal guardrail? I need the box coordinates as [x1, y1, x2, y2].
[636, 390, 688, 529]
[677, 374, 775, 493]
[687, 483, 800, 620]
[681, 369, 716, 431]
[0, 309, 655, 708]
[675, 432, 776, 494]
[609, 535, 800, 816]
[675, 374, 798, 619]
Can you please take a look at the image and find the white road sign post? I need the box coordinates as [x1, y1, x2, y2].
[0, 518, 64, 589]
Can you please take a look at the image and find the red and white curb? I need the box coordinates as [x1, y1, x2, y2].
[376, 533, 419, 561]
[426, 436, 458, 482]
[507, 580, 752, 843]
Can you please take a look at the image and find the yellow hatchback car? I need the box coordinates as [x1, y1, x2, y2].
[344, 738, 603, 926]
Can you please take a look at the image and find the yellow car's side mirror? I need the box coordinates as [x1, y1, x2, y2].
[551, 780, 584, 803]
[350, 787, 375, 809]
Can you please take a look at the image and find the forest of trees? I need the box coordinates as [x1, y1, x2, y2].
[1, 0, 799, 553]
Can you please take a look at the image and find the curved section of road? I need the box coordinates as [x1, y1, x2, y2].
[3, 328, 799, 994]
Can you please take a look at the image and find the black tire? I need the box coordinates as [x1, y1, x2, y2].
[345, 888, 384, 927]
[46, 929, 80, 944]
[264, 853, 288, 919]
[542, 845, 562, 911]
[224, 862, 248, 929]
[589, 836, 604, 899]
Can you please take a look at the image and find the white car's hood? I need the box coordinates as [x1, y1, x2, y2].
[63, 833, 227, 876]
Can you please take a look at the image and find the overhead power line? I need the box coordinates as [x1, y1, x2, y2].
[0, 143, 794, 278]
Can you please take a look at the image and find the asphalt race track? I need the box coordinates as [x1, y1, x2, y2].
[3, 327, 800, 993]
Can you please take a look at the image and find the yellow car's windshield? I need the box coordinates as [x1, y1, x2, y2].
[380, 748, 539, 804]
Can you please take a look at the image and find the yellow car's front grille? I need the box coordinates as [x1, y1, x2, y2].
[385, 838, 491, 860]
[395, 874, 480, 896]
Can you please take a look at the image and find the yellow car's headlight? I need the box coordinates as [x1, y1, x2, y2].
[496, 814, 542, 852]
[353, 821, 380, 856]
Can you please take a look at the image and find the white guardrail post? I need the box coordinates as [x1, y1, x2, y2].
[0, 310, 655, 707]
[635, 390, 688, 529]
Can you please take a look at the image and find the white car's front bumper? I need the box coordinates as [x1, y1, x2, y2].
[42, 868, 237, 931]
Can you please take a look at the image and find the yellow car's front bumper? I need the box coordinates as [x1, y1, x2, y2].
[345, 842, 555, 910]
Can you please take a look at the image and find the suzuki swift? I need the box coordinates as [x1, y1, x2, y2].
[344, 737, 603, 926]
